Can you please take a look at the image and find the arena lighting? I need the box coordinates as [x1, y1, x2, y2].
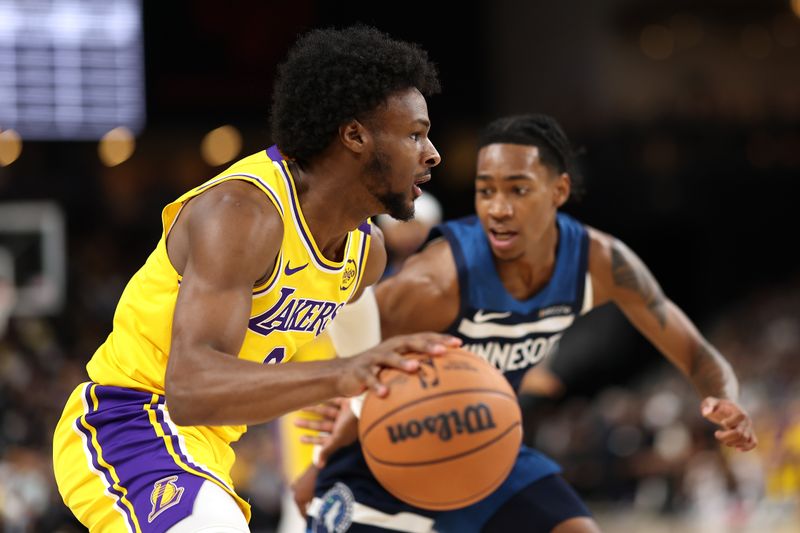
[0, 129, 22, 166]
[0, 0, 145, 140]
[792, 0, 800, 19]
[201, 125, 243, 167]
[640, 24, 674, 60]
[98, 126, 135, 166]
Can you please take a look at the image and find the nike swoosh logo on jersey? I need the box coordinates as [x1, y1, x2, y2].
[284, 261, 308, 276]
[472, 310, 512, 323]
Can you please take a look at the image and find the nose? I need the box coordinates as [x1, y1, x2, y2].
[424, 139, 441, 168]
[488, 195, 513, 219]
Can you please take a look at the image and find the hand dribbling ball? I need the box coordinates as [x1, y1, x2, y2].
[358, 347, 522, 510]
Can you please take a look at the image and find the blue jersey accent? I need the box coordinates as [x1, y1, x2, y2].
[314, 212, 592, 531]
[433, 213, 589, 391]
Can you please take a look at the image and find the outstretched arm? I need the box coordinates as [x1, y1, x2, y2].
[588, 228, 756, 451]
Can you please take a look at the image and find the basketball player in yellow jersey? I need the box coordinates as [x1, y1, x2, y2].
[52, 25, 460, 533]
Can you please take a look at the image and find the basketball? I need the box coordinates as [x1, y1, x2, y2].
[358, 347, 522, 510]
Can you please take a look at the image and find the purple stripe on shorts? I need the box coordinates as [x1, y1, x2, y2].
[150, 397, 232, 491]
[85, 385, 207, 532]
[75, 384, 138, 533]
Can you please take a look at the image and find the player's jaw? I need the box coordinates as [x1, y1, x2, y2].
[485, 222, 525, 260]
[382, 170, 430, 221]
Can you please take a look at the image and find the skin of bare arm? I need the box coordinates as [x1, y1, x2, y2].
[163, 180, 458, 427]
[588, 227, 756, 451]
[375, 237, 460, 338]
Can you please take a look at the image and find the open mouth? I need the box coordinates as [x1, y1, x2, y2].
[413, 173, 431, 197]
[487, 228, 519, 250]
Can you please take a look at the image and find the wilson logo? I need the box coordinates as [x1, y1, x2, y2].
[386, 403, 496, 444]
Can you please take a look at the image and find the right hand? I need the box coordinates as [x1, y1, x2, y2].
[336, 333, 461, 397]
[296, 398, 358, 466]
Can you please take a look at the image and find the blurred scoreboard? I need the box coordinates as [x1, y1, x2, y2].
[0, 0, 145, 140]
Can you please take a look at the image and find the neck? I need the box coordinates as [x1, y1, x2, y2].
[289, 159, 379, 260]
[495, 219, 559, 300]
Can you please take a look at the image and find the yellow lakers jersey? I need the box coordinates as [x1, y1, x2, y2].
[85, 145, 371, 444]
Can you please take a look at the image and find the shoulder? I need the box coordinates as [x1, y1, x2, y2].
[180, 180, 284, 282]
[586, 225, 658, 306]
[353, 221, 388, 295]
[188, 180, 279, 218]
[586, 226, 615, 266]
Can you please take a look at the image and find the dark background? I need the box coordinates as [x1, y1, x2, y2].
[1, 1, 799, 530]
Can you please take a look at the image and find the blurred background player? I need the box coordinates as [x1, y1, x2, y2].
[296, 113, 757, 533]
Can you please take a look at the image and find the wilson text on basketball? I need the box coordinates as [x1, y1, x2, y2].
[386, 403, 497, 443]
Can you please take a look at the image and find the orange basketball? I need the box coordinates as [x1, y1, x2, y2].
[358, 347, 522, 510]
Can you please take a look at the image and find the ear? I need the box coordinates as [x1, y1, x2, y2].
[339, 119, 370, 154]
[553, 172, 571, 208]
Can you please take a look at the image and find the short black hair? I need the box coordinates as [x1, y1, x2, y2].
[478, 114, 585, 200]
[270, 25, 441, 167]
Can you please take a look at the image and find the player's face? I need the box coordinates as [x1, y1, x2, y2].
[475, 143, 568, 261]
[362, 88, 441, 221]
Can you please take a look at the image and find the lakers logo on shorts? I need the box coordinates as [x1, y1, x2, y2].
[312, 482, 354, 533]
[148, 475, 185, 523]
[340, 259, 357, 291]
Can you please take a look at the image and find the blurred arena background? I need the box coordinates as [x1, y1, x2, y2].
[1, 0, 799, 531]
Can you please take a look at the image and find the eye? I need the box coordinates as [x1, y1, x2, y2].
[411, 133, 421, 141]
[512, 186, 529, 195]
[476, 188, 493, 197]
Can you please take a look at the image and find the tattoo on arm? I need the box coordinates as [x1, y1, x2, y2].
[688, 341, 737, 399]
[611, 241, 667, 328]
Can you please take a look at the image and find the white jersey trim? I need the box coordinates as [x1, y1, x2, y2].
[580, 272, 593, 315]
[457, 314, 575, 340]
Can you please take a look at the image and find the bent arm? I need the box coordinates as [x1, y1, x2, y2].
[588, 229, 738, 400]
[375, 238, 460, 338]
[165, 182, 347, 425]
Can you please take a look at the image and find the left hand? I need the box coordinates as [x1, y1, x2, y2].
[701, 397, 757, 452]
[294, 398, 345, 441]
